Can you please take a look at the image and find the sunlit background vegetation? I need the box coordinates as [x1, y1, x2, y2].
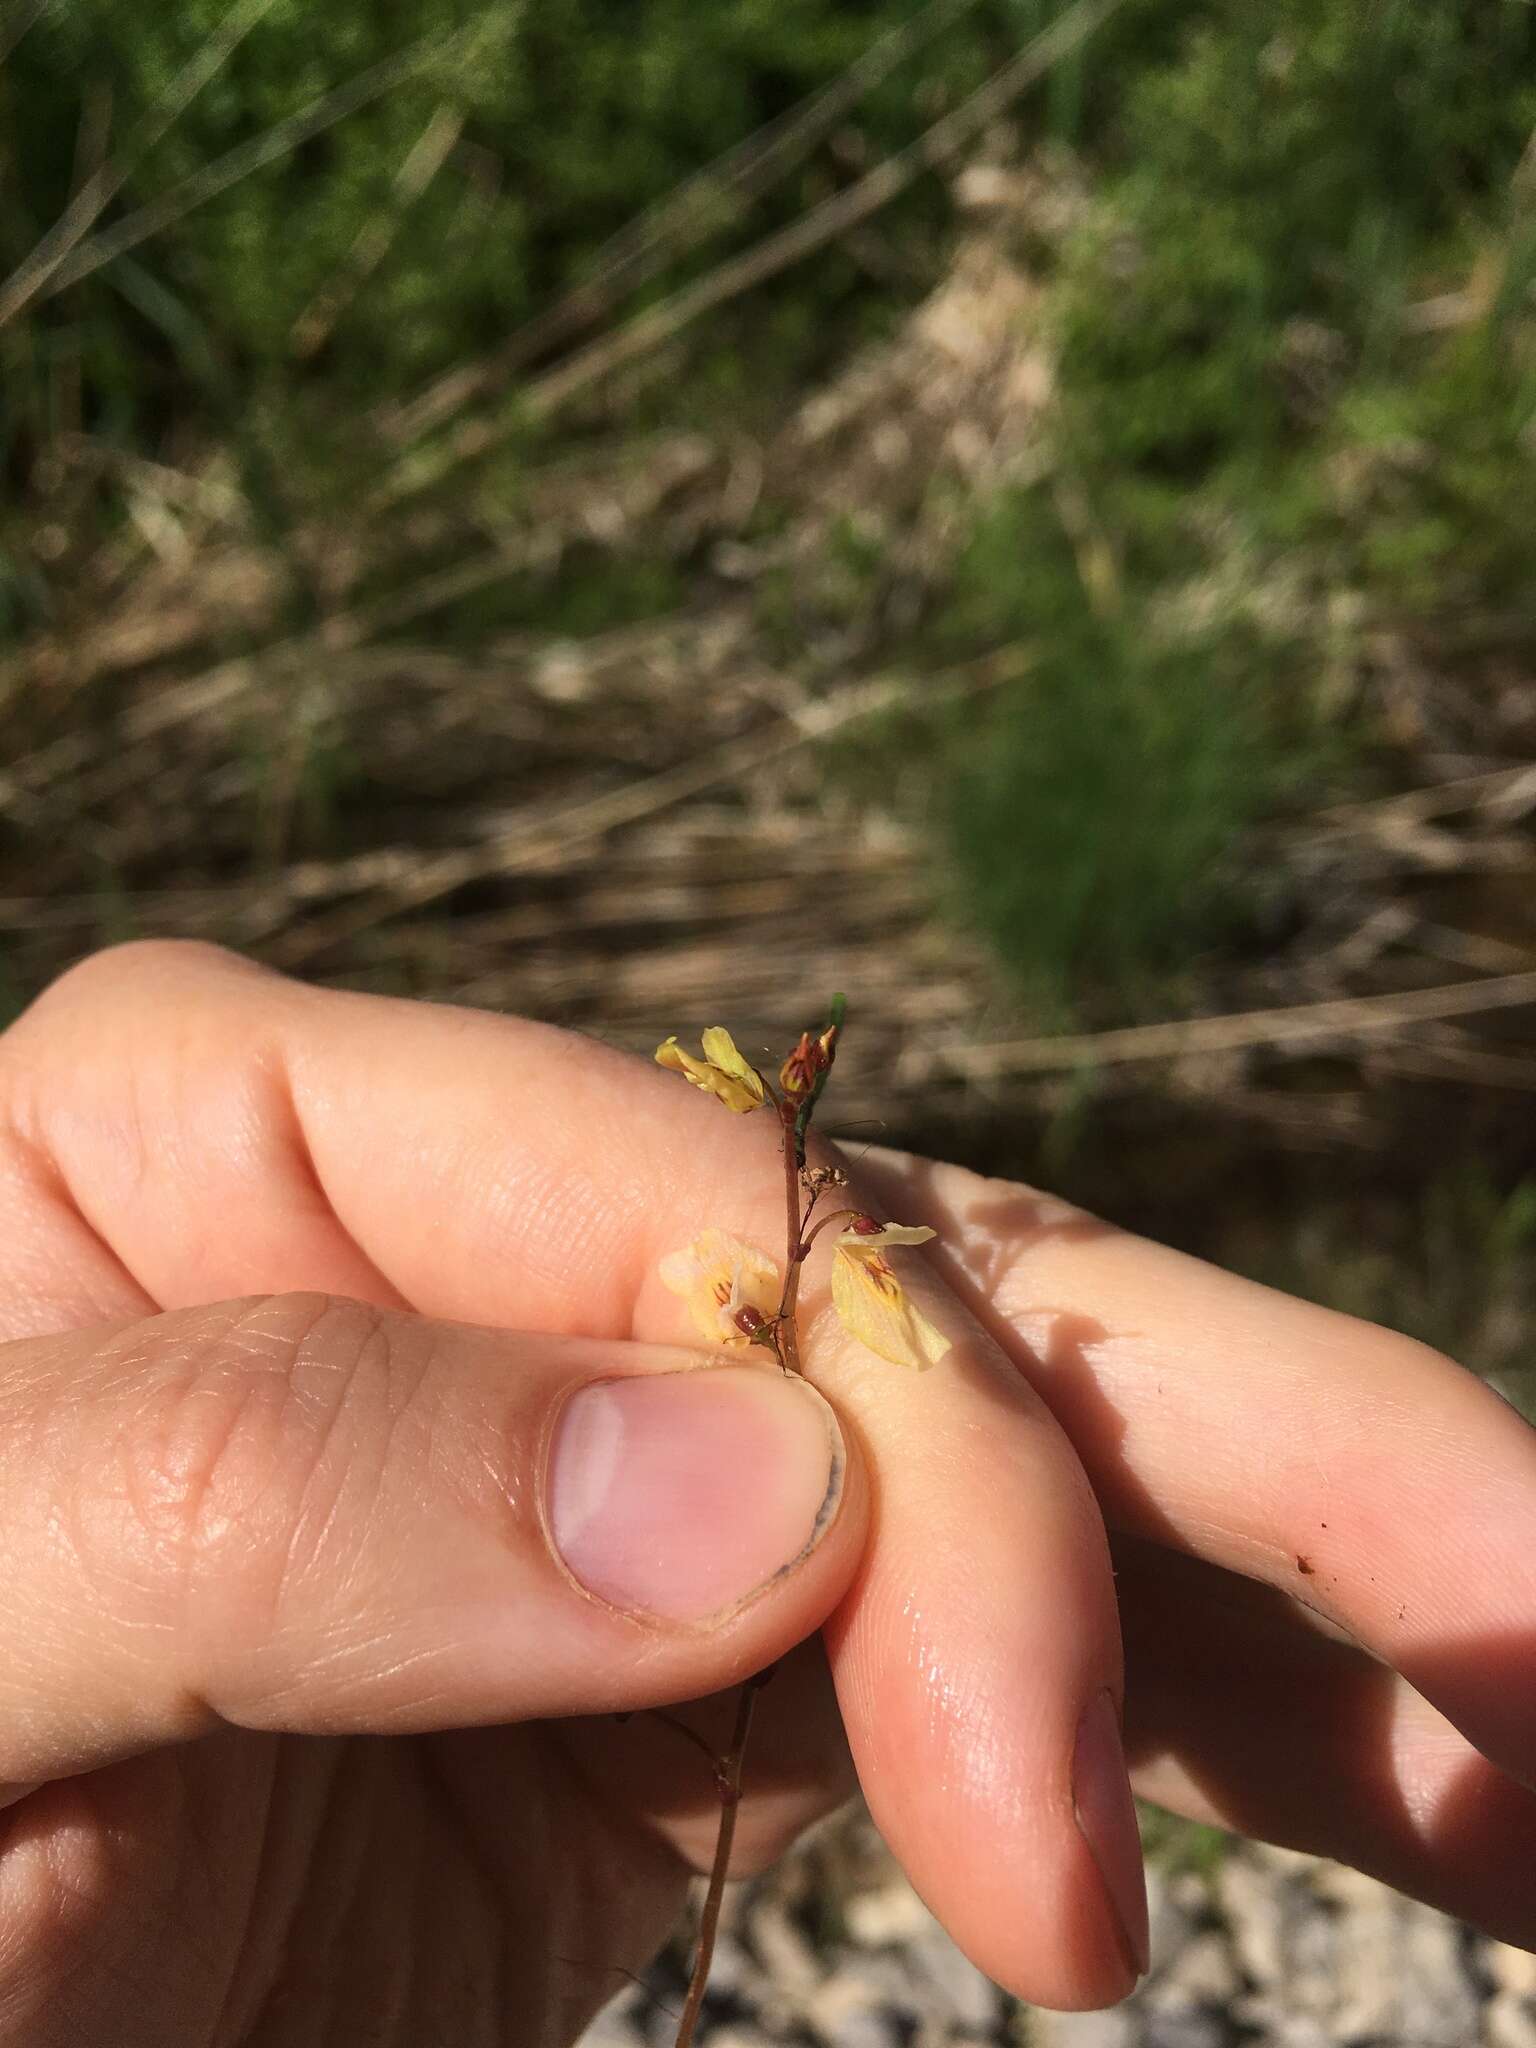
[4, 1, 1536, 1393]
[5, 0, 1536, 2015]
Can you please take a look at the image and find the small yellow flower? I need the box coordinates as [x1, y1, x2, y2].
[659, 1228, 782, 1348]
[830, 1221, 950, 1371]
[655, 1027, 766, 1114]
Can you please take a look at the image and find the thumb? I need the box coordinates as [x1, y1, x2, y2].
[0, 1293, 862, 1790]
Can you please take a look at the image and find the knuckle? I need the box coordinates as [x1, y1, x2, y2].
[30, 939, 254, 1018]
[0, 942, 235, 1137]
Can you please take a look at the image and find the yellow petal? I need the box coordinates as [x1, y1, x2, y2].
[831, 1245, 951, 1371]
[699, 1027, 766, 1104]
[835, 1222, 936, 1251]
[656, 1036, 714, 1087]
[654, 1033, 764, 1113]
[660, 1229, 781, 1347]
[707, 1069, 766, 1114]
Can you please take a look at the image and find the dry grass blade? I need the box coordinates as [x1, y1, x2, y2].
[22, 20, 488, 310]
[290, 103, 465, 359]
[1370, 1025, 1536, 1093]
[926, 972, 1536, 1080]
[384, 0, 1127, 498]
[1313, 761, 1536, 831]
[380, 0, 988, 443]
[266, 650, 1031, 967]
[0, 0, 280, 329]
[0, 0, 55, 66]
[0, 439, 717, 816]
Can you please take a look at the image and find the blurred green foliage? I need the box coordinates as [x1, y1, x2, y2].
[4, 0, 1536, 1017]
[870, 0, 1536, 1007]
[0, 0, 1012, 473]
[919, 493, 1322, 1010]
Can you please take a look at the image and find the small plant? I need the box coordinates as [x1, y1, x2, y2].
[652, 996, 948, 2044]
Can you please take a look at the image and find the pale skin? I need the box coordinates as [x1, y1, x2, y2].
[0, 941, 1533, 2047]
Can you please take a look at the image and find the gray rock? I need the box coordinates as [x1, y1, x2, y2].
[1144, 1932, 1239, 2012]
[1485, 1940, 1536, 2048]
[1490, 1995, 1536, 2048]
[819, 2009, 903, 2048]
[577, 1995, 648, 2048]
[704, 1932, 752, 2000]
[1142, 1863, 1200, 1977]
[1142, 2009, 1236, 2048]
[809, 1957, 924, 2040]
[1313, 1863, 1480, 2045]
[1486, 1941, 1536, 1999]
[844, 1881, 936, 1948]
[904, 1924, 1002, 2030]
[1215, 1852, 1288, 1989]
[749, 1897, 824, 1998]
[1029, 2009, 1138, 2048]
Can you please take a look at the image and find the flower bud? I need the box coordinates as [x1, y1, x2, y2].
[778, 1031, 821, 1096]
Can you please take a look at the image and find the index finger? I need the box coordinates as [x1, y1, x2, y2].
[1, 941, 1148, 2009]
[852, 1142, 1536, 1803]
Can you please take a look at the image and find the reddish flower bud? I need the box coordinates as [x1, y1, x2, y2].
[778, 1030, 823, 1096]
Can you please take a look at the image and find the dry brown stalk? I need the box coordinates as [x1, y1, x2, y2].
[379, 0, 989, 444]
[290, 102, 465, 359]
[263, 652, 1029, 967]
[1311, 761, 1536, 831]
[921, 971, 1536, 1081]
[0, 0, 281, 328]
[380, 0, 1127, 501]
[0, 0, 54, 66]
[671, 1676, 764, 2048]
[20, 21, 485, 312]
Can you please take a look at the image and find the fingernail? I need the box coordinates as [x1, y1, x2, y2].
[546, 1365, 844, 1622]
[1073, 1689, 1150, 1983]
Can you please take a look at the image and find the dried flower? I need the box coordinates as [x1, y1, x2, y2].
[655, 1028, 767, 1114]
[801, 1163, 848, 1193]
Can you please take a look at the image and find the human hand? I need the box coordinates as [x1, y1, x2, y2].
[0, 948, 872, 2048]
[2, 945, 1534, 2045]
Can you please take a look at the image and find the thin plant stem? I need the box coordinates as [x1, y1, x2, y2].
[673, 1674, 764, 2048]
[775, 1100, 806, 1375]
[672, 1002, 843, 2046]
[646, 1709, 727, 1774]
[802, 1205, 859, 1252]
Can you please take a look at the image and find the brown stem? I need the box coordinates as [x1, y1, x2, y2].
[773, 1099, 806, 1375]
[801, 1204, 860, 1252]
[646, 1709, 727, 1774]
[672, 1676, 763, 2048]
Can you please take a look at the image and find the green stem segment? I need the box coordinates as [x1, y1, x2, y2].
[793, 990, 846, 1168]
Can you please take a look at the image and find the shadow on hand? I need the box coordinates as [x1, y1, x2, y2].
[855, 1146, 1536, 1952]
[1115, 1536, 1536, 1950]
